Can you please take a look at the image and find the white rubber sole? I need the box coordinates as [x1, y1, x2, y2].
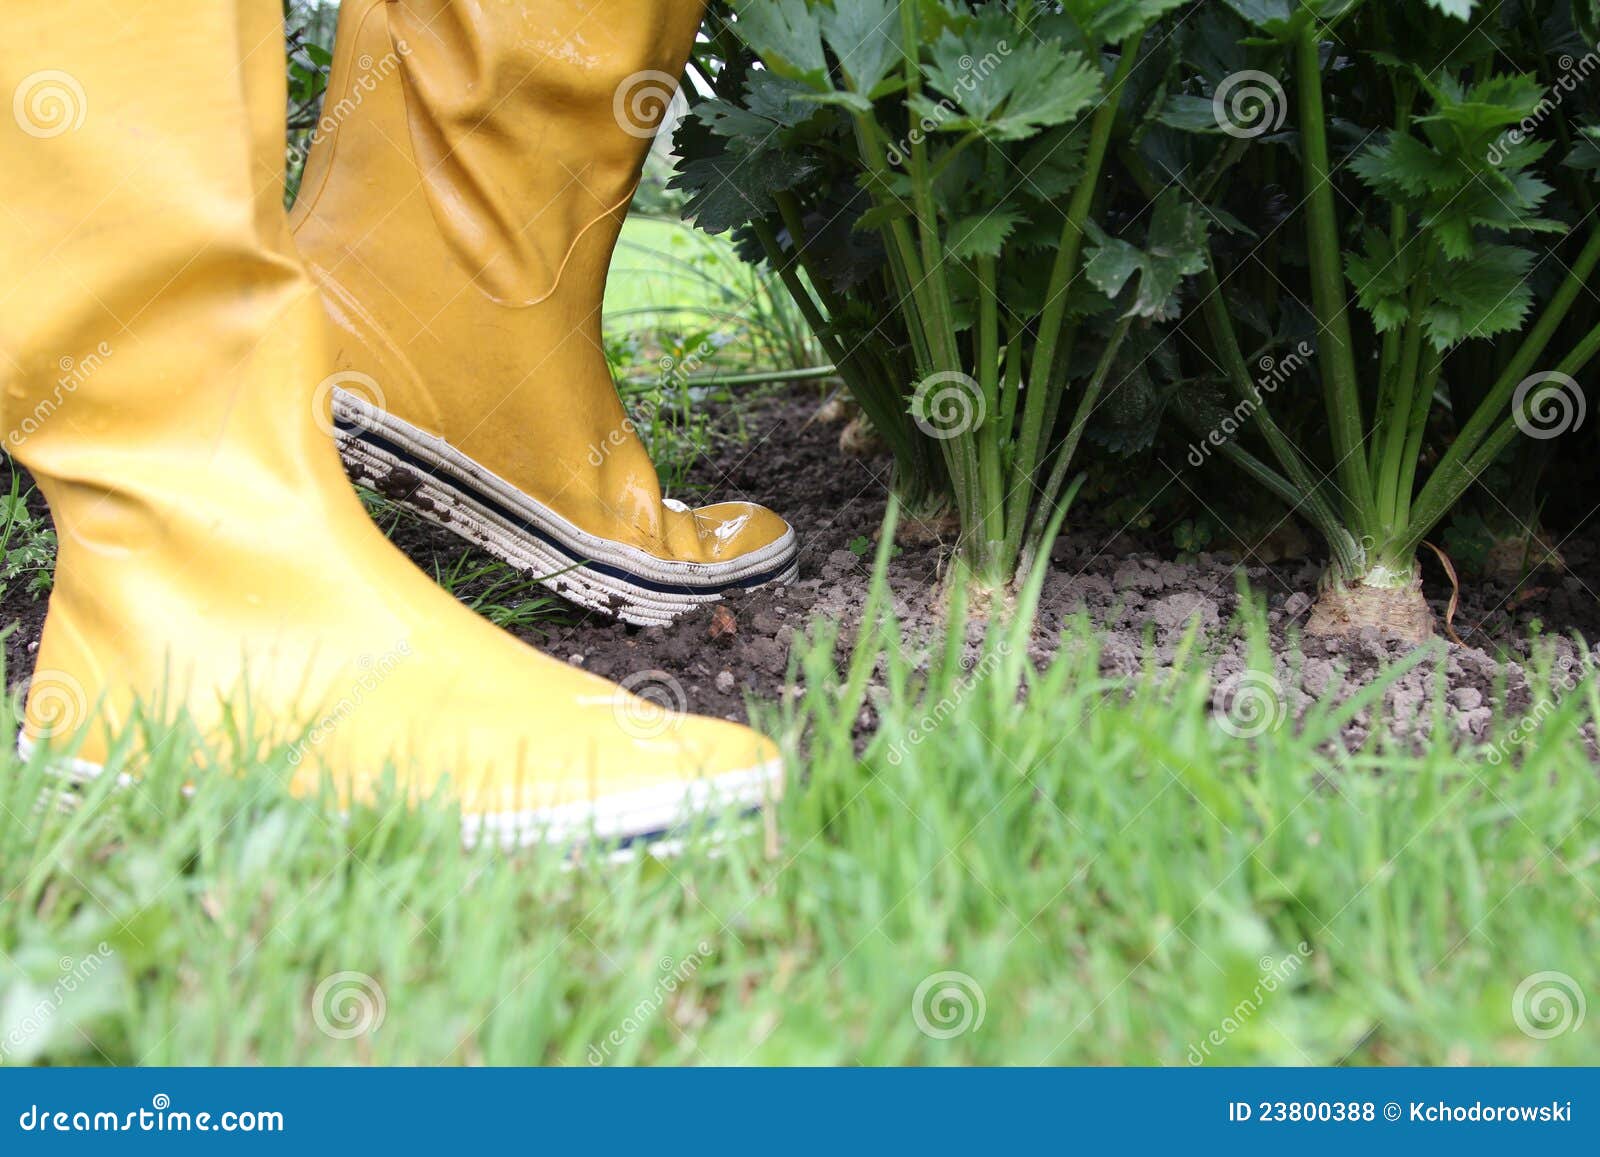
[16, 736, 782, 851]
[332, 389, 799, 626]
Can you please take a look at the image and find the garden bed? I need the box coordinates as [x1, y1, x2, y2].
[4, 385, 1597, 757]
[382, 387, 1599, 755]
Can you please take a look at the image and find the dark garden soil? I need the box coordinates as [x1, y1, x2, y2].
[382, 386, 1600, 753]
[5, 386, 1599, 755]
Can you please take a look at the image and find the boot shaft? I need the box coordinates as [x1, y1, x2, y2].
[1, 2, 334, 494]
[1, 3, 355, 572]
[289, 0, 710, 537]
[298, 0, 705, 307]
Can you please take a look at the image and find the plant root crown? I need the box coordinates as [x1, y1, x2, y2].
[1306, 571, 1434, 643]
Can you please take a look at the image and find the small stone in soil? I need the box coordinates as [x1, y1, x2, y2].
[709, 604, 738, 640]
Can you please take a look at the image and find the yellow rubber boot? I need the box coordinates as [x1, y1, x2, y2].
[2, 0, 780, 846]
[290, 0, 797, 626]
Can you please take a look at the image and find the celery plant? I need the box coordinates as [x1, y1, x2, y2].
[1175, 0, 1600, 635]
[675, 0, 1199, 587]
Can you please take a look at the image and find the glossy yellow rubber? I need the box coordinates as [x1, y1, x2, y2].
[290, 0, 794, 582]
[1, 0, 781, 841]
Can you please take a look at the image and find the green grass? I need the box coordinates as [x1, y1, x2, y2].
[595, 215, 825, 493]
[351, 487, 570, 634]
[3, 532, 1597, 1065]
[605, 215, 823, 380]
[429, 556, 570, 634]
[604, 216, 730, 323]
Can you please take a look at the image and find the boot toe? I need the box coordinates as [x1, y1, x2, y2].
[439, 679, 785, 846]
[275, 615, 784, 844]
[657, 500, 793, 563]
